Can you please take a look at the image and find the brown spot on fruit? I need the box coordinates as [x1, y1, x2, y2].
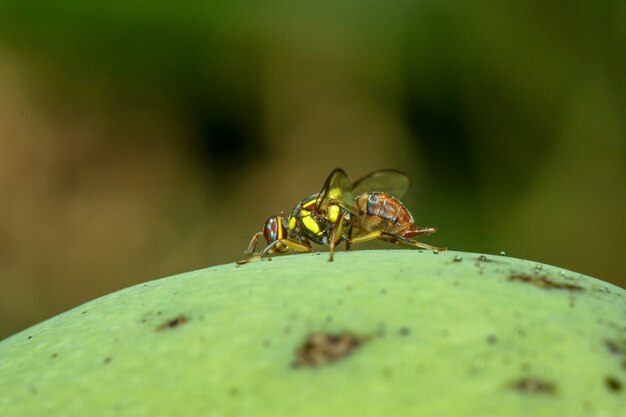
[156, 315, 190, 331]
[510, 377, 557, 395]
[399, 327, 411, 336]
[605, 376, 622, 392]
[294, 331, 367, 367]
[605, 339, 625, 355]
[508, 275, 583, 291]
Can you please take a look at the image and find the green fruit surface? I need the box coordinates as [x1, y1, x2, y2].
[1, 250, 624, 416]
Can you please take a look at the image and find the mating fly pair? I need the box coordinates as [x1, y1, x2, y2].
[237, 169, 445, 265]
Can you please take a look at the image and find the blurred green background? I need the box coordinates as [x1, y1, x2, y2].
[0, 0, 624, 340]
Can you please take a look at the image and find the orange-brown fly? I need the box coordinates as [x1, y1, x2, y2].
[237, 168, 445, 265]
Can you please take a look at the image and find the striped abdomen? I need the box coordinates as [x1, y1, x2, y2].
[352, 192, 414, 234]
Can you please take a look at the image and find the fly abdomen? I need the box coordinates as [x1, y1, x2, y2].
[366, 192, 413, 226]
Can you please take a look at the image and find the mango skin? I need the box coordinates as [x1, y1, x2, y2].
[0, 250, 624, 417]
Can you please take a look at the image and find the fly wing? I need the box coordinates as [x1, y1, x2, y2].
[315, 168, 357, 214]
[351, 169, 411, 199]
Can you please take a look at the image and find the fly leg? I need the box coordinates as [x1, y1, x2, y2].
[345, 230, 384, 247]
[258, 238, 312, 259]
[403, 226, 438, 238]
[344, 225, 354, 251]
[347, 230, 445, 251]
[236, 238, 312, 265]
[327, 213, 345, 262]
[380, 231, 446, 251]
[244, 232, 264, 256]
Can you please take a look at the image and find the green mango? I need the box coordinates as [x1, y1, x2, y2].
[1, 250, 624, 416]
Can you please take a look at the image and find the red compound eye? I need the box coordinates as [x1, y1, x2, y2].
[263, 216, 279, 243]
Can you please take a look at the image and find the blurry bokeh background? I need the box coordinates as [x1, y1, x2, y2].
[0, 1, 624, 339]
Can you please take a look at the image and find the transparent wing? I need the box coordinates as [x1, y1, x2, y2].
[315, 168, 357, 213]
[351, 169, 411, 199]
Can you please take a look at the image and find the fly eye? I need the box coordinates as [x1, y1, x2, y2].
[263, 217, 279, 243]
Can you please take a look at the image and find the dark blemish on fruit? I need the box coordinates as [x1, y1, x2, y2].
[605, 376, 622, 392]
[380, 288, 387, 295]
[27, 335, 32, 340]
[228, 387, 239, 396]
[440, 329, 449, 338]
[487, 335, 498, 344]
[399, 327, 411, 336]
[156, 315, 190, 331]
[605, 339, 624, 355]
[157, 311, 163, 316]
[508, 274, 583, 291]
[325, 315, 334, 323]
[516, 327, 526, 337]
[510, 377, 556, 395]
[267, 257, 272, 262]
[383, 367, 394, 377]
[103, 356, 112, 364]
[477, 255, 492, 262]
[81, 311, 87, 315]
[284, 326, 292, 335]
[345, 286, 352, 291]
[263, 339, 272, 348]
[51, 353, 58, 358]
[453, 255, 463, 262]
[294, 331, 367, 368]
